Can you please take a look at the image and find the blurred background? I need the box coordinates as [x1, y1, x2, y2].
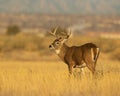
[0, 1, 120, 96]
[0, 0, 120, 61]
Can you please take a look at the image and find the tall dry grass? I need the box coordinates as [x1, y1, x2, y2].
[0, 60, 120, 96]
[0, 33, 120, 96]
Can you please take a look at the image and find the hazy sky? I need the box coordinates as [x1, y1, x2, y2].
[0, 0, 119, 14]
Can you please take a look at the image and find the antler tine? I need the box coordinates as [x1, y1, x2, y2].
[53, 27, 58, 36]
[66, 27, 71, 39]
[49, 27, 58, 37]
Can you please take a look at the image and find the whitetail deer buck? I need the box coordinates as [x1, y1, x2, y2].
[49, 27, 100, 75]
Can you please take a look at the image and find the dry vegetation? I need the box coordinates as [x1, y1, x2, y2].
[0, 33, 120, 96]
[0, 33, 120, 61]
[0, 60, 120, 96]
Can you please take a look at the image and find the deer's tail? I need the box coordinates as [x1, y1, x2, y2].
[94, 48, 100, 67]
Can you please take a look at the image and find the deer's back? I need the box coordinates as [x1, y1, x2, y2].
[64, 43, 98, 65]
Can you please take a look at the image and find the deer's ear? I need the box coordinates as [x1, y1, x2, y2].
[58, 37, 63, 41]
[61, 38, 68, 43]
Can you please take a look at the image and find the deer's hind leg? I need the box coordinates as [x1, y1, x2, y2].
[85, 61, 95, 74]
[68, 64, 73, 75]
[83, 52, 96, 74]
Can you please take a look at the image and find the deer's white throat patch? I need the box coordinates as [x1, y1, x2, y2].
[55, 49, 60, 54]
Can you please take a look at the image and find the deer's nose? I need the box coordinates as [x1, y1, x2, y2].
[49, 45, 52, 48]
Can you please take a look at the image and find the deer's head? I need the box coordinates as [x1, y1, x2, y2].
[49, 27, 71, 51]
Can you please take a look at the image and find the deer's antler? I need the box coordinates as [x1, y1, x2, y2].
[65, 27, 71, 39]
[49, 27, 58, 37]
[49, 26, 71, 39]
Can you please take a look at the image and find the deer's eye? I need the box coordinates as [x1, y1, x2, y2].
[56, 42, 60, 45]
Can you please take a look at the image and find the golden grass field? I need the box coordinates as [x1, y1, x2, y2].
[0, 58, 120, 96]
[0, 34, 120, 96]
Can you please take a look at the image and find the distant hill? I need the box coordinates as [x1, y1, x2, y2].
[0, 0, 120, 15]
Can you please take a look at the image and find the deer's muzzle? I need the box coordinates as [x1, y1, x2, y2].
[49, 45, 54, 49]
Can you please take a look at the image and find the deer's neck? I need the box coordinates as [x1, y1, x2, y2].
[56, 43, 69, 61]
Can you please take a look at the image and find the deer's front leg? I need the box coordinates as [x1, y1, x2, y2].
[68, 64, 73, 75]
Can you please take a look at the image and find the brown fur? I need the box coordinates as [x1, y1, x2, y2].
[49, 38, 100, 75]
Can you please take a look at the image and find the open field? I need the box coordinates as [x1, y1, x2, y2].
[0, 33, 120, 96]
[0, 59, 120, 96]
[0, 34, 120, 61]
[0, 28, 120, 96]
[0, 11, 120, 96]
